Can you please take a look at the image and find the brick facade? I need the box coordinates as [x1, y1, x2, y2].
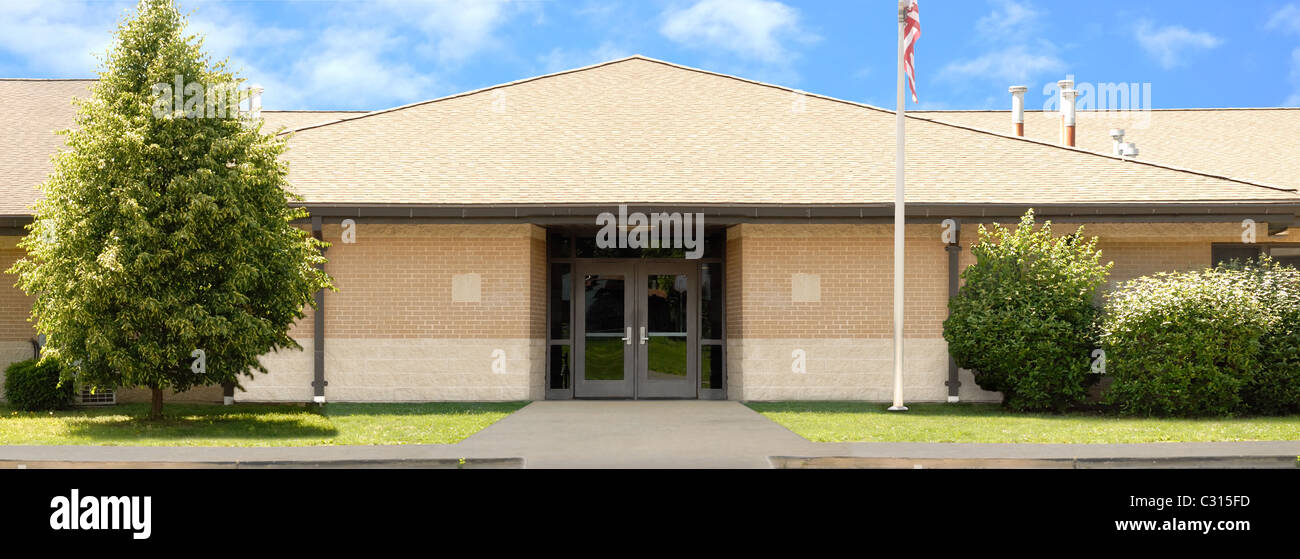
[727, 220, 1299, 402]
[239, 222, 547, 402]
[0, 236, 37, 398]
[725, 223, 980, 401]
[3, 219, 1297, 404]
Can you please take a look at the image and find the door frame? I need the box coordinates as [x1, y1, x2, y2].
[545, 228, 728, 401]
[634, 261, 699, 399]
[573, 261, 637, 398]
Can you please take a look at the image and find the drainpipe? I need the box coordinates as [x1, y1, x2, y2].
[945, 220, 962, 403]
[311, 215, 327, 404]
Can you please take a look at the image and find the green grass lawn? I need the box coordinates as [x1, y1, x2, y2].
[0, 402, 528, 446]
[747, 402, 1300, 443]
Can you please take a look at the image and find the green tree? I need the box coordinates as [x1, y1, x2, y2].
[8, 0, 331, 419]
[943, 210, 1112, 412]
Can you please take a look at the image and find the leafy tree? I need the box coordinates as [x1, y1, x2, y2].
[8, 0, 331, 419]
[943, 210, 1112, 412]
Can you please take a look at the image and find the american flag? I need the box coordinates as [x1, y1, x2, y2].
[903, 0, 921, 103]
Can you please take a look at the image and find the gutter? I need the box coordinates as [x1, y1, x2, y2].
[6, 203, 1298, 229]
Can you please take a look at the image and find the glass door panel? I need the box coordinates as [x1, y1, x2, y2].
[574, 263, 635, 397]
[636, 264, 697, 398]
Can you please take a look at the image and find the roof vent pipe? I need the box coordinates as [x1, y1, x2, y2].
[1061, 88, 1078, 147]
[249, 85, 263, 121]
[1057, 78, 1074, 145]
[1009, 86, 1028, 136]
[1110, 128, 1138, 159]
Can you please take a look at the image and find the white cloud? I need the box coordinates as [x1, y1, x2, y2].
[940, 1, 1063, 94]
[538, 42, 631, 74]
[380, 0, 521, 63]
[1267, 4, 1300, 35]
[285, 28, 436, 109]
[0, 0, 124, 76]
[1134, 20, 1223, 69]
[976, 0, 1041, 39]
[939, 43, 1065, 85]
[0, 0, 533, 109]
[660, 0, 816, 64]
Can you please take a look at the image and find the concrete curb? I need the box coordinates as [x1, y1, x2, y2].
[770, 455, 1300, 469]
[0, 457, 525, 469]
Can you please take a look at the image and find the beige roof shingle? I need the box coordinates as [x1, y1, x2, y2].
[280, 56, 1296, 207]
[3, 59, 1297, 217]
[0, 78, 361, 215]
[914, 108, 1300, 191]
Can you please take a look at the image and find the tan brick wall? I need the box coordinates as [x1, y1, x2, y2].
[239, 223, 547, 402]
[5, 220, 1298, 404]
[955, 221, 1295, 288]
[727, 224, 950, 339]
[726, 221, 1300, 402]
[724, 223, 984, 401]
[116, 385, 223, 403]
[1, 236, 36, 399]
[1, 236, 35, 343]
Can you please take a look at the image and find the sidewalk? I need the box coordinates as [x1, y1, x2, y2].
[1, 401, 1297, 468]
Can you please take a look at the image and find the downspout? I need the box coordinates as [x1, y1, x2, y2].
[945, 220, 962, 403]
[311, 215, 327, 404]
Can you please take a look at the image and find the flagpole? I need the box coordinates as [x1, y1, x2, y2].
[889, 0, 908, 412]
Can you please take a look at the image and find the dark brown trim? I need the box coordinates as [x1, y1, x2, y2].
[293, 203, 1300, 224]
[311, 215, 327, 403]
[944, 220, 962, 401]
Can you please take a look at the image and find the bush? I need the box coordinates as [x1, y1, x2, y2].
[1219, 257, 1300, 415]
[1101, 269, 1268, 416]
[3, 356, 75, 411]
[944, 210, 1112, 412]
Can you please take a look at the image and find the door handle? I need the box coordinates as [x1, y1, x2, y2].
[640, 326, 648, 345]
[622, 327, 631, 345]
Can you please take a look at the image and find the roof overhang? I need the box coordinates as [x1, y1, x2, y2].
[4, 203, 1296, 235]
[292, 202, 1300, 227]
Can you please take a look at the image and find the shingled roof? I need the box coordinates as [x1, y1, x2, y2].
[914, 108, 1300, 191]
[3, 57, 1297, 218]
[0, 78, 361, 216]
[278, 56, 1298, 208]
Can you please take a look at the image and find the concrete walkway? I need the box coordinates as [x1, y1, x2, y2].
[1, 401, 1298, 468]
[455, 400, 818, 468]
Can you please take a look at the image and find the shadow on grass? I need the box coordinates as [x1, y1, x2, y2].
[745, 402, 1149, 424]
[59, 403, 339, 441]
[747, 401, 1011, 417]
[744, 401, 1300, 423]
[320, 402, 530, 417]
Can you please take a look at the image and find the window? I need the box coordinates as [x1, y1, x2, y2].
[1211, 245, 1263, 266]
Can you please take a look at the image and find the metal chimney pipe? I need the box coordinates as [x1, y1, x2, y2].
[1061, 88, 1078, 147]
[1009, 86, 1028, 136]
[1057, 78, 1074, 145]
[249, 85, 264, 120]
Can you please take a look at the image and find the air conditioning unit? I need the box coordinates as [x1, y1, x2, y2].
[75, 385, 116, 406]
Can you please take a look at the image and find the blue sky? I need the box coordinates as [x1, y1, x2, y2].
[1, 0, 1298, 111]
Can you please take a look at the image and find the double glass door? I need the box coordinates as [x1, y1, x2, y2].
[574, 261, 697, 398]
